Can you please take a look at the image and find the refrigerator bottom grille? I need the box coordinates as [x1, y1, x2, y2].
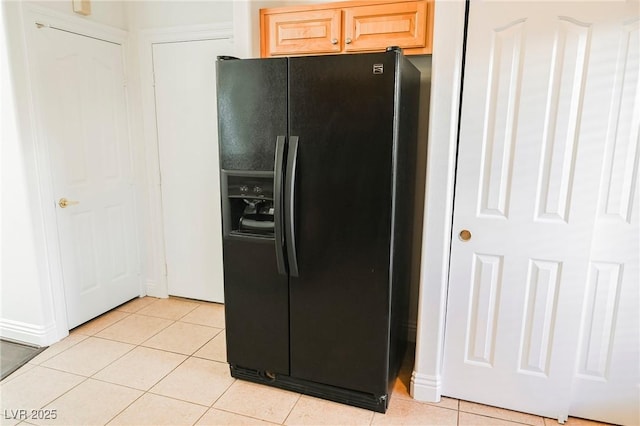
[229, 364, 389, 413]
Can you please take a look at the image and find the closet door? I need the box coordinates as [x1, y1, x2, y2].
[443, 1, 639, 423]
[153, 38, 232, 302]
[569, 16, 639, 425]
[32, 24, 141, 328]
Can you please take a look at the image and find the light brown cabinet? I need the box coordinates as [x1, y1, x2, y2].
[260, 0, 434, 57]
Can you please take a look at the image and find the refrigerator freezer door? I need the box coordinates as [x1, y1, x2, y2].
[288, 53, 398, 395]
[222, 238, 289, 375]
[217, 57, 290, 375]
[216, 58, 288, 171]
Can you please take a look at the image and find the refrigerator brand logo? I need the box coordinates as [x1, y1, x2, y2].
[373, 64, 384, 75]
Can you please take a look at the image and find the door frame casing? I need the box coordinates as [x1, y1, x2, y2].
[411, 0, 467, 402]
[18, 4, 136, 344]
[137, 23, 233, 299]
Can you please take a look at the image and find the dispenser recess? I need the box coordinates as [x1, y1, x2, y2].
[221, 170, 275, 238]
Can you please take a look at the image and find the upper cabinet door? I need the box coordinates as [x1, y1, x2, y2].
[343, 1, 429, 53]
[261, 9, 342, 57]
[260, 0, 434, 57]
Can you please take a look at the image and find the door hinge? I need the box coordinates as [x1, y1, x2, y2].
[163, 262, 168, 276]
[152, 72, 156, 87]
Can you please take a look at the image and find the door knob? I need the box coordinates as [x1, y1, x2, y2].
[345, 37, 353, 44]
[58, 198, 79, 208]
[459, 229, 472, 241]
[331, 38, 338, 45]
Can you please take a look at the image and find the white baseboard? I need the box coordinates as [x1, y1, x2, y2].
[0, 318, 58, 347]
[146, 279, 168, 298]
[410, 371, 442, 403]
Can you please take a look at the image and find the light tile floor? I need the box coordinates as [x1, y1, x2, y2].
[0, 297, 611, 426]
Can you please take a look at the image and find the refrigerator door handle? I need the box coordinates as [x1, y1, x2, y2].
[285, 136, 299, 277]
[274, 136, 287, 275]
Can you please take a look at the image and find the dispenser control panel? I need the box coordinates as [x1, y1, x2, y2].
[227, 175, 273, 199]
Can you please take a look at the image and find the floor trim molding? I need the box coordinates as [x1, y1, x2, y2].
[0, 319, 56, 347]
[410, 371, 442, 402]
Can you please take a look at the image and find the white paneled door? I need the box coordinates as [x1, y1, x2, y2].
[569, 14, 639, 424]
[32, 26, 140, 329]
[153, 39, 232, 303]
[443, 1, 639, 424]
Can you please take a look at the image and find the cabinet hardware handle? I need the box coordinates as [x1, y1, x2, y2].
[345, 37, 352, 44]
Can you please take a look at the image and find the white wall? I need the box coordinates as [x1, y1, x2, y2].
[233, 0, 321, 58]
[406, 55, 432, 342]
[412, 0, 466, 402]
[125, 1, 233, 298]
[1, 2, 62, 345]
[27, 0, 127, 28]
[0, 0, 134, 346]
[0, 0, 234, 346]
[126, 1, 232, 29]
[1, 2, 47, 342]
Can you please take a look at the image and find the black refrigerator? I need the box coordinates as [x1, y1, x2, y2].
[216, 49, 421, 413]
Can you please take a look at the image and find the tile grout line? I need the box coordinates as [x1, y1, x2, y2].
[458, 411, 547, 426]
[34, 308, 181, 424]
[71, 309, 133, 336]
[133, 298, 202, 322]
[112, 297, 160, 315]
[25, 334, 141, 413]
[3, 300, 135, 426]
[141, 352, 226, 406]
[144, 388, 212, 408]
[102, 382, 148, 425]
[96, 332, 194, 425]
[21, 370, 91, 422]
[68, 299, 225, 416]
[210, 404, 284, 425]
[112, 355, 209, 424]
[94, 326, 233, 417]
[280, 392, 303, 425]
[24, 333, 90, 368]
[191, 405, 209, 426]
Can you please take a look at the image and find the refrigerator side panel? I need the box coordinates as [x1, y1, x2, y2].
[288, 52, 397, 396]
[387, 55, 422, 396]
[217, 58, 288, 171]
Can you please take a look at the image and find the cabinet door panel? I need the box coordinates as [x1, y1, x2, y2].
[343, 1, 427, 53]
[262, 9, 341, 57]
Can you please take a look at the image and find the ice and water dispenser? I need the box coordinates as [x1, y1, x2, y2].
[221, 172, 275, 238]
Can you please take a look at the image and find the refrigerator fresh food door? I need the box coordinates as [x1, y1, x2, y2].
[287, 53, 398, 396]
[216, 57, 290, 375]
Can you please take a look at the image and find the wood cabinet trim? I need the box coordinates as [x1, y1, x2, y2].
[261, 9, 342, 57]
[343, 1, 427, 53]
[260, 0, 434, 57]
